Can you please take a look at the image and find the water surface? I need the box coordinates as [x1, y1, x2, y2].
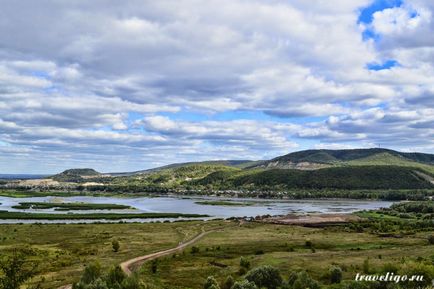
[0, 195, 393, 224]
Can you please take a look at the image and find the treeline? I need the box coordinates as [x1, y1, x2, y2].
[389, 201, 434, 213]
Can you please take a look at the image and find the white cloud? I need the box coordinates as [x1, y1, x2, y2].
[0, 0, 433, 172]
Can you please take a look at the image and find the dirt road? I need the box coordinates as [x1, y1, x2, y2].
[58, 227, 215, 288]
[120, 227, 213, 275]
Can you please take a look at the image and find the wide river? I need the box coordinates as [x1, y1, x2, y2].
[0, 195, 393, 224]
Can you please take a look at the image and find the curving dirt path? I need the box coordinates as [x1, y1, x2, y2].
[120, 227, 213, 275]
[57, 227, 216, 288]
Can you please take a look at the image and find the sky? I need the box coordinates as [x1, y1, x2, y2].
[1, 0, 434, 173]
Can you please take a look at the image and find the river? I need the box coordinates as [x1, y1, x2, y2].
[0, 195, 393, 224]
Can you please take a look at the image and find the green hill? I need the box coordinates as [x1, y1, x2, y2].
[195, 166, 433, 190]
[250, 148, 434, 174]
[52, 168, 100, 182]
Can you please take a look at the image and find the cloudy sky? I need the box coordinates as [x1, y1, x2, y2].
[1, 0, 434, 173]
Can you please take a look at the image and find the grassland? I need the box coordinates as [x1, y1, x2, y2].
[1, 215, 433, 289]
[11, 202, 132, 211]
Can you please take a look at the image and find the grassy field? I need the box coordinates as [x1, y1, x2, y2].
[1, 218, 433, 288]
[0, 221, 223, 288]
[137, 222, 434, 288]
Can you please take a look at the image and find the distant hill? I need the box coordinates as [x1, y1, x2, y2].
[249, 148, 434, 174]
[109, 160, 257, 176]
[45, 148, 434, 192]
[52, 168, 100, 182]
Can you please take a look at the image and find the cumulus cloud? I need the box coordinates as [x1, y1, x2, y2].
[0, 0, 433, 173]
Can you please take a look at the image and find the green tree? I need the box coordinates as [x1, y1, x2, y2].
[0, 249, 39, 289]
[112, 240, 120, 252]
[329, 266, 342, 284]
[204, 276, 220, 289]
[289, 271, 321, 289]
[245, 265, 282, 289]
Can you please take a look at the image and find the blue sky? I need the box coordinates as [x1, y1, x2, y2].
[0, 0, 434, 173]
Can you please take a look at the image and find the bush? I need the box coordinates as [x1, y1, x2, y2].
[80, 262, 102, 284]
[112, 240, 120, 252]
[288, 271, 320, 289]
[329, 266, 342, 284]
[428, 235, 434, 244]
[240, 257, 250, 269]
[0, 249, 39, 289]
[106, 266, 126, 287]
[204, 276, 220, 289]
[245, 265, 282, 289]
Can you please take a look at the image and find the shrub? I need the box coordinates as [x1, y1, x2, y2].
[329, 266, 342, 284]
[204, 276, 220, 289]
[305, 240, 313, 248]
[112, 240, 120, 252]
[290, 271, 321, 289]
[245, 265, 282, 289]
[240, 257, 250, 269]
[80, 262, 102, 284]
[106, 266, 126, 287]
[428, 235, 434, 244]
[0, 249, 39, 289]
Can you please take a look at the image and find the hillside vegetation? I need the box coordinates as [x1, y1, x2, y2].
[195, 166, 433, 190]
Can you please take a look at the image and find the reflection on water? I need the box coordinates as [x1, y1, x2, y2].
[0, 195, 393, 224]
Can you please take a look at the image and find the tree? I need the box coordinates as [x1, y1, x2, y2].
[231, 280, 257, 289]
[204, 276, 220, 289]
[329, 266, 342, 284]
[112, 240, 120, 252]
[0, 249, 39, 289]
[245, 265, 282, 289]
[289, 271, 321, 289]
